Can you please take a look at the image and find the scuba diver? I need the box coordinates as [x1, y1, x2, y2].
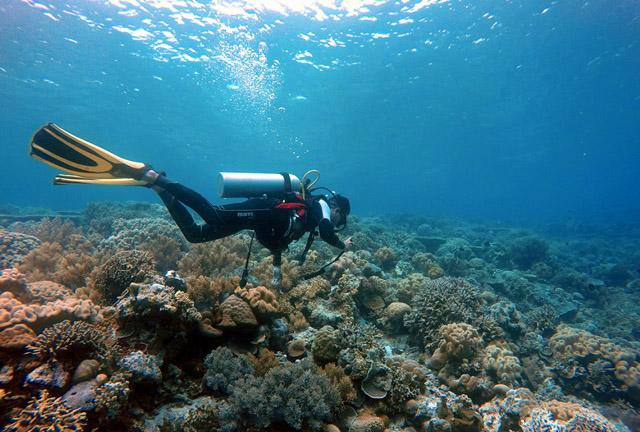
[28, 123, 352, 288]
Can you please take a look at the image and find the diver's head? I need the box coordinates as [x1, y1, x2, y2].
[329, 193, 351, 231]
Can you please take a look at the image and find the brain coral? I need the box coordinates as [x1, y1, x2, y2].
[216, 294, 258, 330]
[404, 277, 484, 351]
[234, 285, 280, 321]
[520, 400, 617, 432]
[5, 389, 87, 431]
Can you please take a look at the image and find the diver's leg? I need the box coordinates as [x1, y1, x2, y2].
[150, 174, 225, 225]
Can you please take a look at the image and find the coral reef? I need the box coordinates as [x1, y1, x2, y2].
[26, 320, 108, 363]
[0, 229, 41, 269]
[203, 347, 254, 394]
[549, 324, 640, 402]
[223, 359, 341, 430]
[1, 206, 637, 431]
[92, 250, 154, 302]
[5, 389, 87, 431]
[521, 400, 618, 432]
[404, 277, 486, 351]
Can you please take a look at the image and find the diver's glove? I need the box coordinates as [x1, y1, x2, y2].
[272, 265, 282, 290]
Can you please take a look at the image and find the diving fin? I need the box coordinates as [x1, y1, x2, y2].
[29, 123, 148, 182]
[53, 174, 148, 186]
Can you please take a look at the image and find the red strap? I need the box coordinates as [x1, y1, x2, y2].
[274, 202, 306, 210]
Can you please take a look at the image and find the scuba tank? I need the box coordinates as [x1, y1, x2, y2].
[217, 172, 302, 198]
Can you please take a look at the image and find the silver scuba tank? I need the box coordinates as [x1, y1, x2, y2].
[217, 172, 302, 198]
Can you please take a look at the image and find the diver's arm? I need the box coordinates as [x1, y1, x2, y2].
[313, 200, 346, 249]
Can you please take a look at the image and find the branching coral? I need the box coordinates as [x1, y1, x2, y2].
[95, 371, 131, 420]
[186, 275, 239, 311]
[10, 217, 82, 247]
[224, 359, 341, 430]
[18, 234, 96, 289]
[247, 348, 281, 377]
[92, 250, 154, 302]
[5, 389, 87, 431]
[384, 357, 429, 413]
[321, 363, 356, 403]
[203, 347, 255, 395]
[18, 241, 64, 282]
[404, 277, 485, 351]
[100, 217, 187, 253]
[83, 201, 170, 237]
[178, 236, 246, 278]
[26, 320, 108, 363]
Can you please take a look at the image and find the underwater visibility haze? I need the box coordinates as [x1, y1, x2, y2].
[0, 0, 640, 431]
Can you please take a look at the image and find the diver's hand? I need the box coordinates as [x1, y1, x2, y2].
[343, 237, 353, 250]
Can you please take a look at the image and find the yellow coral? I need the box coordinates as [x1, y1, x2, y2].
[5, 389, 87, 431]
[430, 323, 482, 370]
[482, 343, 523, 386]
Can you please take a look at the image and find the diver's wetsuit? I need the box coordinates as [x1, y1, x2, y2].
[152, 175, 345, 258]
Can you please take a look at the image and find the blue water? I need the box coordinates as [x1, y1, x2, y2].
[1, 0, 639, 224]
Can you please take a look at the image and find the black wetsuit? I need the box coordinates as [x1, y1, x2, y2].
[153, 175, 345, 260]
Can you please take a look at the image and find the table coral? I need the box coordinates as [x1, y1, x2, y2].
[5, 389, 87, 431]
